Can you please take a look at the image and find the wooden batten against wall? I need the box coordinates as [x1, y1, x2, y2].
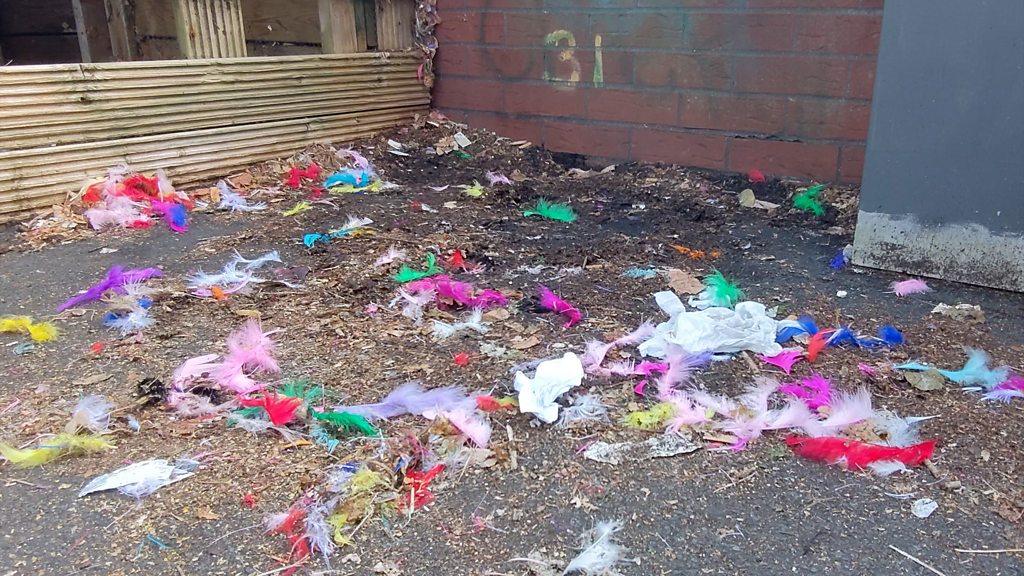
[173, 0, 247, 58]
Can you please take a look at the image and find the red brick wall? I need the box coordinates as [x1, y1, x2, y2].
[433, 0, 882, 183]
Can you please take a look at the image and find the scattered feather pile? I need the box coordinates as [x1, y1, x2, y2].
[889, 278, 932, 296]
[405, 275, 507, 309]
[336, 381, 473, 421]
[81, 166, 193, 233]
[393, 253, 442, 283]
[523, 198, 578, 223]
[538, 285, 582, 328]
[304, 216, 373, 248]
[58, 265, 162, 312]
[187, 250, 282, 297]
[792, 184, 825, 216]
[0, 315, 58, 342]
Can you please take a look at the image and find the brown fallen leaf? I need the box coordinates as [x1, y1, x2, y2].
[482, 308, 510, 322]
[905, 369, 945, 391]
[195, 507, 221, 521]
[510, 335, 541, 350]
[666, 268, 703, 295]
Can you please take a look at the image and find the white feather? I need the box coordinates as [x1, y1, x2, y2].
[816, 387, 874, 435]
[867, 460, 909, 477]
[217, 180, 266, 212]
[431, 308, 488, 340]
[564, 520, 626, 575]
[341, 215, 373, 232]
[557, 394, 609, 428]
[390, 288, 435, 325]
[67, 395, 113, 433]
[373, 245, 407, 268]
[106, 309, 155, 335]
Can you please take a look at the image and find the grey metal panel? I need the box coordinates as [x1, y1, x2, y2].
[853, 0, 1024, 291]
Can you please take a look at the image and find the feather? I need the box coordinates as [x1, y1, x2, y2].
[806, 331, 829, 362]
[523, 198, 578, 223]
[665, 394, 710, 432]
[623, 402, 676, 430]
[335, 381, 471, 420]
[150, 200, 188, 233]
[432, 308, 489, 340]
[239, 394, 302, 426]
[485, 171, 512, 186]
[165, 391, 234, 417]
[538, 285, 582, 328]
[889, 278, 932, 296]
[655, 348, 711, 400]
[217, 180, 266, 212]
[816, 387, 873, 433]
[66, 395, 113, 434]
[866, 460, 909, 476]
[393, 253, 442, 283]
[826, 326, 858, 348]
[336, 148, 370, 170]
[0, 316, 58, 343]
[224, 319, 279, 373]
[443, 408, 492, 447]
[103, 309, 154, 335]
[389, 288, 435, 324]
[775, 320, 806, 344]
[942, 348, 1009, 388]
[759, 348, 804, 374]
[1, 433, 112, 468]
[778, 374, 833, 410]
[792, 184, 825, 216]
[786, 435, 936, 471]
[690, 389, 738, 417]
[304, 502, 336, 558]
[282, 201, 311, 216]
[373, 245, 407, 268]
[983, 374, 1024, 402]
[405, 275, 508, 309]
[829, 249, 849, 270]
[277, 380, 322, 404]
[564, 520, 626, 575]
[695, 270, 744, 309]
[58, 266, 162, 312]
[581, 340, 617, 375]
[325, 168, 375, 188]
[172, 354, 221, 390]
[337, 215, 374, 235]
[557, 394, 609, 428]
[462, 181, 486, 198]
[798, 315, 820, 335]
[764, 399, 821, 435]
[311, 410, 379, 436]
[85, 195, 148, 230]
[877, 325, 904, 346]
[871, 410, 934, 447]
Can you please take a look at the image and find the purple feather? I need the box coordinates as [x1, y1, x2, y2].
[57, 265, 163, 312]
[335, 381, 472, 420]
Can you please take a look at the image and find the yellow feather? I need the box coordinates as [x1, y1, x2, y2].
[622, 402, 677, 431]
[0, 315, 33, 334]
[51, 433, 114, 454]
[27, 322, 58, 342]
[0, 443, 63, 468]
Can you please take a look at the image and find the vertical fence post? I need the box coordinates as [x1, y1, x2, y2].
[72, 0, 116, 63]
[319, 0, 360, 53]
[375, 0, 414, 50]
[103, 0, 137, 60]
[173, 0, 247, 59]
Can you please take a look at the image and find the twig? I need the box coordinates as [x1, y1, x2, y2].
[251, 561, 305, 576]
[202, 523, 260, 550]
[889, 545, 948, 576]
[953, 548, 1024, 554]
[3, 477, 51, 490]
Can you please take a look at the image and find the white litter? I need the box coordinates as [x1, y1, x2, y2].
[514, 352, 584, 423]
[78, 458, 199, 498]
[638, 291, 782, 358]
[911, 498, 938, 518]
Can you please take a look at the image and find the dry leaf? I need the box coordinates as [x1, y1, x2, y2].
[227, 172, 254, 188]
[233, 309, 262, 318]
[666, 268, 703, 295]
[482, 308, 510, 322]
[905, 369, 945, 391]
[510, 335, 541, 350]
[196, 507, 221, 520]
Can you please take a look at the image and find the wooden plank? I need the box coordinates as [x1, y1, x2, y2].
[103, 0, 137, 60]
[73, 0, 116, 63]
[173, 0, 246, 58]
[375, 0, 414, 50]
[0, 108, 425, 219]
[318, 0, 359, 53]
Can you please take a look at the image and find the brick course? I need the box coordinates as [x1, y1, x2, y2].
[434, 0, 882, 183]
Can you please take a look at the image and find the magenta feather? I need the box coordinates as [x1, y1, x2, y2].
[635, 361, 669, 377]
[405, 275, 508, 309]
[57, 265, 163, 312]
[537, 285, 582, 328]
[779, 374, 833, 410]
[759, 348, 804, 375]
[889, 278, 932, 296]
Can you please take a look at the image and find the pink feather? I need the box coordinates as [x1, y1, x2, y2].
[225, 319, 279, 373]
[779, 374, 833, 410]
[444, 408, 492, 447]
[537, 285, 582, 328]
[665, 394, 709, 433]
[655, 348, 711, 401]
[172, 354, 221, 390]
[581, 340, 617, 375]
[889, 278, 932, 296]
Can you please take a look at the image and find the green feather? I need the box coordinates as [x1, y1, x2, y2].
[704, 270, 744, 308]
[312, 409, 379, 437]
[792, 184, 825, 216]
[277, 379, 322, 404]
[523, 198, 578, 223]
[392, 253, 441, 283]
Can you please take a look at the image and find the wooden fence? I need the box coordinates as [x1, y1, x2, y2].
[0, 0, 426, 222]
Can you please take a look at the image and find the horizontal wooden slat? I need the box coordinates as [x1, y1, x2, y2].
[0, 52, 430, 221]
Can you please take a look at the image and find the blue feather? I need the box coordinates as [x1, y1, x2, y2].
[324, 169, 372, 188]
[303, 233, 329, 248]
[940, 348, 1009, 388]
[826, 327, 858, 347]
[775, 325, 805, 344]
[877, 325, 904, 346]
[797, 315, 819, 335]
[169, 204, 188, 228]
[895, 361, 932, 372]
[829, 249, 848, 270]
[138, 297, 153, 309]
[102, 311, 122, 327]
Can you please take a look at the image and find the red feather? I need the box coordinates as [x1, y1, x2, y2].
[240, 393, 302, 426]
[401, 464, 445, 511]
[806, 331, 828, 363]
[747, 168, 766, 183]
[786, 435, 936, 470]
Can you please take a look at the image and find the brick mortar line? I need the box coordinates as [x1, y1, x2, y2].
[436, 43, 880, 61]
